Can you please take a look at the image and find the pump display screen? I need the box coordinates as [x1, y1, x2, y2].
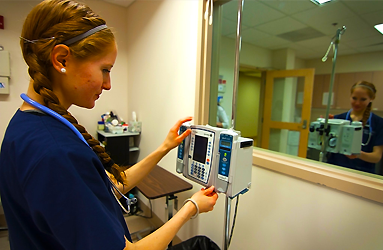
[193, 135, 208, 164]
[221, 141, 230, 147]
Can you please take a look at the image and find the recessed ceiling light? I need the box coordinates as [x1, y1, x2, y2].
[375, 24, 383, 35]
[311, 0, 333, 5]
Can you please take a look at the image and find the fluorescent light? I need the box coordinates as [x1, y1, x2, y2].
[311, 0, 333, 5]
[375, 24, 383, 35]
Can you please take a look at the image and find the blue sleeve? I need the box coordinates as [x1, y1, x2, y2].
[372, 118, 383, 147]
[21, 147, 126, 250]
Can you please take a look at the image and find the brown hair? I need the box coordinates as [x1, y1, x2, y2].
[21, 0, 127, 184]
[351, 81, 376, 127]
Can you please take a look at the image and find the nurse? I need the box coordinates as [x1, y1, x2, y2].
[0, 0, 219, 249]
[327, 81, 383, 174]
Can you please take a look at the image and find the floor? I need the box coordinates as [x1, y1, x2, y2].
[0, 229, 9, 250]
[0, 215, 154, 249]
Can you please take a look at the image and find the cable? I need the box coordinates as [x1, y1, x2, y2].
[228, 195, 239, 247]
[135, 199, 153, 219]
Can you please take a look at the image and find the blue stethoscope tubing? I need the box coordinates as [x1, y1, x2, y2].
[346, 109, 372, 146]
[20, 93, 135, 213]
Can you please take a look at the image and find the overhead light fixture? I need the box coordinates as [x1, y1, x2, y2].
[375, 24, 383, 35]
[311, 0, 333, 5]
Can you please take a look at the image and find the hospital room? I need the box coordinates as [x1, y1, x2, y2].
[0, 0, 383, 249]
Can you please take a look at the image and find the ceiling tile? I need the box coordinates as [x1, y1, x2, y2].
[227, 27, 271, 42]
[255, 16, 307, 35]
[246, 35, 291, 49]
[240, 1, 286, 27]
[260, 0, 317, 15]
[361, 10, 383, 26]
[346, 35, 383, 48]
[341, 0, 383, 15]
[293, 1, 355, 27]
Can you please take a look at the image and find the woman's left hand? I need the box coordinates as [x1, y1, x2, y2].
[162, 116, 192, 151]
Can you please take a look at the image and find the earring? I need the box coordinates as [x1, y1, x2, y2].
[60, 68, 66, 73]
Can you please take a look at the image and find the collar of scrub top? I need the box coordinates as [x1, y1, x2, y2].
[20, 93, 134, 213]
[20, 93, 90, 147]
[346, 109, 372, 146]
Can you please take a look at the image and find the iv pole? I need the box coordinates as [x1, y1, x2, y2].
[224, 0, 243, 250]
[319, 26, 346, 162]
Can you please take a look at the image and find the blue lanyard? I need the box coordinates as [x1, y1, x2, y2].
[20, 93, 90, 148]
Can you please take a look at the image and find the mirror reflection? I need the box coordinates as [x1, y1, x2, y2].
[208, 0, 383, 177]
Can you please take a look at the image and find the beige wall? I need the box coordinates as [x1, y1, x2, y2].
[1, 1, 383, 250]
[0, 0, 129, 141]
[125, 0, 201, 242]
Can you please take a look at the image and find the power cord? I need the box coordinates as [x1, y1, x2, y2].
[228, 195, 240, 247]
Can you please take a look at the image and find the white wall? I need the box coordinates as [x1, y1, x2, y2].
[0, 0, 129, 141]
[125, 0, 201, 241]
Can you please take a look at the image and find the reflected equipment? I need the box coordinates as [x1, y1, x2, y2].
[308, 118, 363, 155]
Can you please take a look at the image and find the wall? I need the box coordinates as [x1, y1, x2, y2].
[0, 0, 129, 141]
[306, 51, 383, 74]
[125, 0, 201, 241]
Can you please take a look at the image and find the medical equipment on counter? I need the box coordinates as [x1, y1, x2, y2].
[20, 93, 137, 214]
[308, 118, 363, 155]
[177, 124, 253, 198]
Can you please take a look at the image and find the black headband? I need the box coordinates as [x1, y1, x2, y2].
[62, 24, 108, 45]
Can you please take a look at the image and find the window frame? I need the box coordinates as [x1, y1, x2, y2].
[194, 0, 383, 204]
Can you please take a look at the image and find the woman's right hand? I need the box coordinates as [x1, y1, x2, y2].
[190, 186, 218, 213]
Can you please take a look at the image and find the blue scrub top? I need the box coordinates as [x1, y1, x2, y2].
[0, 110, 132, 250]
[327, 112, 383, 174]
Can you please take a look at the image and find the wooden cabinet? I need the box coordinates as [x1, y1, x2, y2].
[312, 74, 338, 108]
[372, 71, 383, 111]
[312, 70, 383, 111]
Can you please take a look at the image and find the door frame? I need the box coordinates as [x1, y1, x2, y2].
[261, 68, 315, 158]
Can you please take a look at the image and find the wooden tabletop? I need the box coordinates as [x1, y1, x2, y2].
[136, 165, 193, 199]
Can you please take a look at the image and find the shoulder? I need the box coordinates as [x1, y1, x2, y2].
[334, 112, 347, 119]
[1, 110, 99, 185]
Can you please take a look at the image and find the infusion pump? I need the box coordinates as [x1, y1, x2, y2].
[308, 118, 363, 155]
[176, 124, 253, 198]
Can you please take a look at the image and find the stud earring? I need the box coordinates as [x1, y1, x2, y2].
[60, 68, 66, 73]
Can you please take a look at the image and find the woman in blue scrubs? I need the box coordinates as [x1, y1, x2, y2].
[0, 1, 219, 249]
[327, 81, 383, 175]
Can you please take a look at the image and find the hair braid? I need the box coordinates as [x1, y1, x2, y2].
[20, 0, 127, 184]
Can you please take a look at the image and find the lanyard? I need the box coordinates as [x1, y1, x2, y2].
[20, 93, 135, 213]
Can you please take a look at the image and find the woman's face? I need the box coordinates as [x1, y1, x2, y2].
[350, 87, 372, 113]
[57, 42, 118, 109]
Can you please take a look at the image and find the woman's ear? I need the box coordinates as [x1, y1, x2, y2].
[51, 44, 70, 74]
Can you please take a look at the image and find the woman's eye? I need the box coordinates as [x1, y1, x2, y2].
[103, 69, 111, 73]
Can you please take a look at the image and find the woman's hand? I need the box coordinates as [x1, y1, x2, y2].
[162, 117, 192, 152]
[190, 186, 218, 213]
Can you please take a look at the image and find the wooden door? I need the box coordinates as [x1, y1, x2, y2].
[261, 68, 315, 158]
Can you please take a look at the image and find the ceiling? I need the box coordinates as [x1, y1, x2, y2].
[220, 0, 383, 59]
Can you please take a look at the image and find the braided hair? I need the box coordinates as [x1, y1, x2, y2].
[20, 0, 127, 184]
[351, 81, 377, 127]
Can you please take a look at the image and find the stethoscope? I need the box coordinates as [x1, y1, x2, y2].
[20, 93, 136, 214]
[346, 109, 372, 146]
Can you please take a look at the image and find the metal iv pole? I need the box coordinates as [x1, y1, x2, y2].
[319, 26, 346, 162]
[224, 0, 244, 249]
